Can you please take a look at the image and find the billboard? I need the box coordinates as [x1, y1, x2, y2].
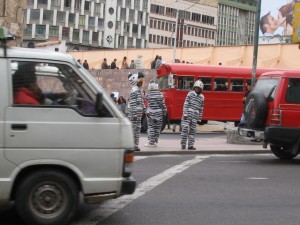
[260, 0, 298, 37]
[292, 2, 300, 42]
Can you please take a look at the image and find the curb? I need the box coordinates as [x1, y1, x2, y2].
[134, 150, 271, 156]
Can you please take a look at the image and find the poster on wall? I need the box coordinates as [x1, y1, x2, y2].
[260, 0, 299, 37]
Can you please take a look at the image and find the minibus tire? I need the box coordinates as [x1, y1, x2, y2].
[15, 169, 79, 225]
[245, 92, 267, 129]
[270, 145, 298, 160]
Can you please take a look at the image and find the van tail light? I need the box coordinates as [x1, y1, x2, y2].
[123, 149, 134, 177]
[270, 109, 282, 126]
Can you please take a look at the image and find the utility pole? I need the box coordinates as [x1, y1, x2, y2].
[251, 0, 261, 87]
[173, 0, 179, 63]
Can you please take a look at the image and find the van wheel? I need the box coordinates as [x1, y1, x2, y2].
[270, 145, 298, 160]
[245, 91, 268, 129]
[141, 116, 148, 133]
[15, 170, 79, 225]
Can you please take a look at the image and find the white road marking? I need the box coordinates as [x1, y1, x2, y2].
[245, 177, 269, 180]
[72, 155, 210, 225]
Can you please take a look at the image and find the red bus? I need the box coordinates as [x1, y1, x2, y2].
[148, 63, 285, 130]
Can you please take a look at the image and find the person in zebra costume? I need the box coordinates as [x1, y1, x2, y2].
[144, 81, 167, 147]
[180, 80, 205, 150]
[128, 72, 145, 151]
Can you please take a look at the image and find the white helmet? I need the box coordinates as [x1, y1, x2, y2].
[193, 80, 204, 90]
[148, 82, 158, 90]
[128, 72, 145, 86]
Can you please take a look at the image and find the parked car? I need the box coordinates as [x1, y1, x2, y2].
[238, 70, 300, 159]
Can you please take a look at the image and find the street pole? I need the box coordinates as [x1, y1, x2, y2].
[251, 0, 262, 87]
[173, 0, 179, 63]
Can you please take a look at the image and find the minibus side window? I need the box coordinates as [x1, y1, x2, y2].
[214, 78, 228, 91]
[198, 77, 212, 91]
[178, 76, 194, 90]
[11, 61, 112, 117]
[231, 79, 243, 92]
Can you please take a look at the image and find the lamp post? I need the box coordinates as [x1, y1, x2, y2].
[173, 0, 179, 63]
[251, 0, 262, 87]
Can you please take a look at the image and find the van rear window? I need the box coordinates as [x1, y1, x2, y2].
[286, 78, 300, 103]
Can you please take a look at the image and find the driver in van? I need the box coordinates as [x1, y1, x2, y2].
[13, 62, 66, 105]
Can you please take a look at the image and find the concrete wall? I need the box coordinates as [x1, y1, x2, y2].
[90, 69, 157, 101]
[69, 44, 300, 70]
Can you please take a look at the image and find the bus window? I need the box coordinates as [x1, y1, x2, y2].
[198, 77, 212, 91]
[178, 76, 194, 90]
[231, 79, 243, 92]
[215, 78, 228, 91]
[157, 75, 169, 90]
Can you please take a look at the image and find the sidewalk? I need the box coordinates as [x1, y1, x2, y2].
[135, 121, 271, 156]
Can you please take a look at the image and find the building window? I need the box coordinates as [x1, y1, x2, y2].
[128, 37, 133, 48]
[143, 0, 148, 8]
[27, 0, 34, 4]
[129, 10, 135, 21]
[98, 18, 104, 30]
[95, 3, 100, 14]
[74, 0, 81, 9]
[84, 1, 90, 11]
[57, 11, 65, 22]
[136, 39, 142, 48]
[52, 0, 60, 6]
[38, 0, 48, 4]
[24, 24, 32, 36]
[137, 12, 143, 20]
[126, 0, 131, 5]
[83, 31, 89, 41]
[79, 16, 85, 26]
[121, 8, 126, 19]
[69, 13, 75, 24]
[92, 32, 98, 42]
[31, 9, 40, 20]
[124, 23, 130, 33]
[134, 0, 140, 7]
[132, 24, 138, 33]
[36, 25, 46, 36]
[89, 17, 95, 27]
[43, 10, 53, 21]
[119, 36, 124, 46]
[49, 26, 59, 38]
[64, 0, 71, 7]
[73, 29, 79, 40]
[141, 25, 146, 35]
[62, 27, 69, 38]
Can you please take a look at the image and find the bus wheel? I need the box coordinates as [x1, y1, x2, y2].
[15, 169, 79, 225]
[270, 145, 298, 160]
[141, 116, 148, 133]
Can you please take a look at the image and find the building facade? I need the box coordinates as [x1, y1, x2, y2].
[217, 0, 257, 46]
[148, 0, 218, 48]
[23, 0, 150, 50]
[0, 0, 26, 46]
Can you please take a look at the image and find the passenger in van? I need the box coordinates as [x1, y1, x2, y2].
[13, 62, 45, 105]
[13, 62, 67, 105]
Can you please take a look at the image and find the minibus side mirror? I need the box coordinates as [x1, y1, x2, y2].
[95, 92, 103, 113]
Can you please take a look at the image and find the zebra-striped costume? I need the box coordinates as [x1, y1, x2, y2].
[128, 86, 145, 148]
[146, 90, 166, 145]
[180, 91, 205, 148]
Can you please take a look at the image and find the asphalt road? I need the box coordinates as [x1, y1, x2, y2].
[2, 149, 300, 225]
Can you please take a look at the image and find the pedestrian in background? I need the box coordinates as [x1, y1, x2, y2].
[83, 60, 89, 70]
[128, 72, 145, 151]
[129, 59, 136, 69]
[180, 80, 205, 150]
[239, 81, 252, 126]
[111, 58, 118, 69]
[151, 55, 158, 69]
[144, 81, 167, 147]
[101, 58, 110, 69]
[155, 55, 162, 69]
[121, 56, 129, 69]
[117, 96, 127, 114]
